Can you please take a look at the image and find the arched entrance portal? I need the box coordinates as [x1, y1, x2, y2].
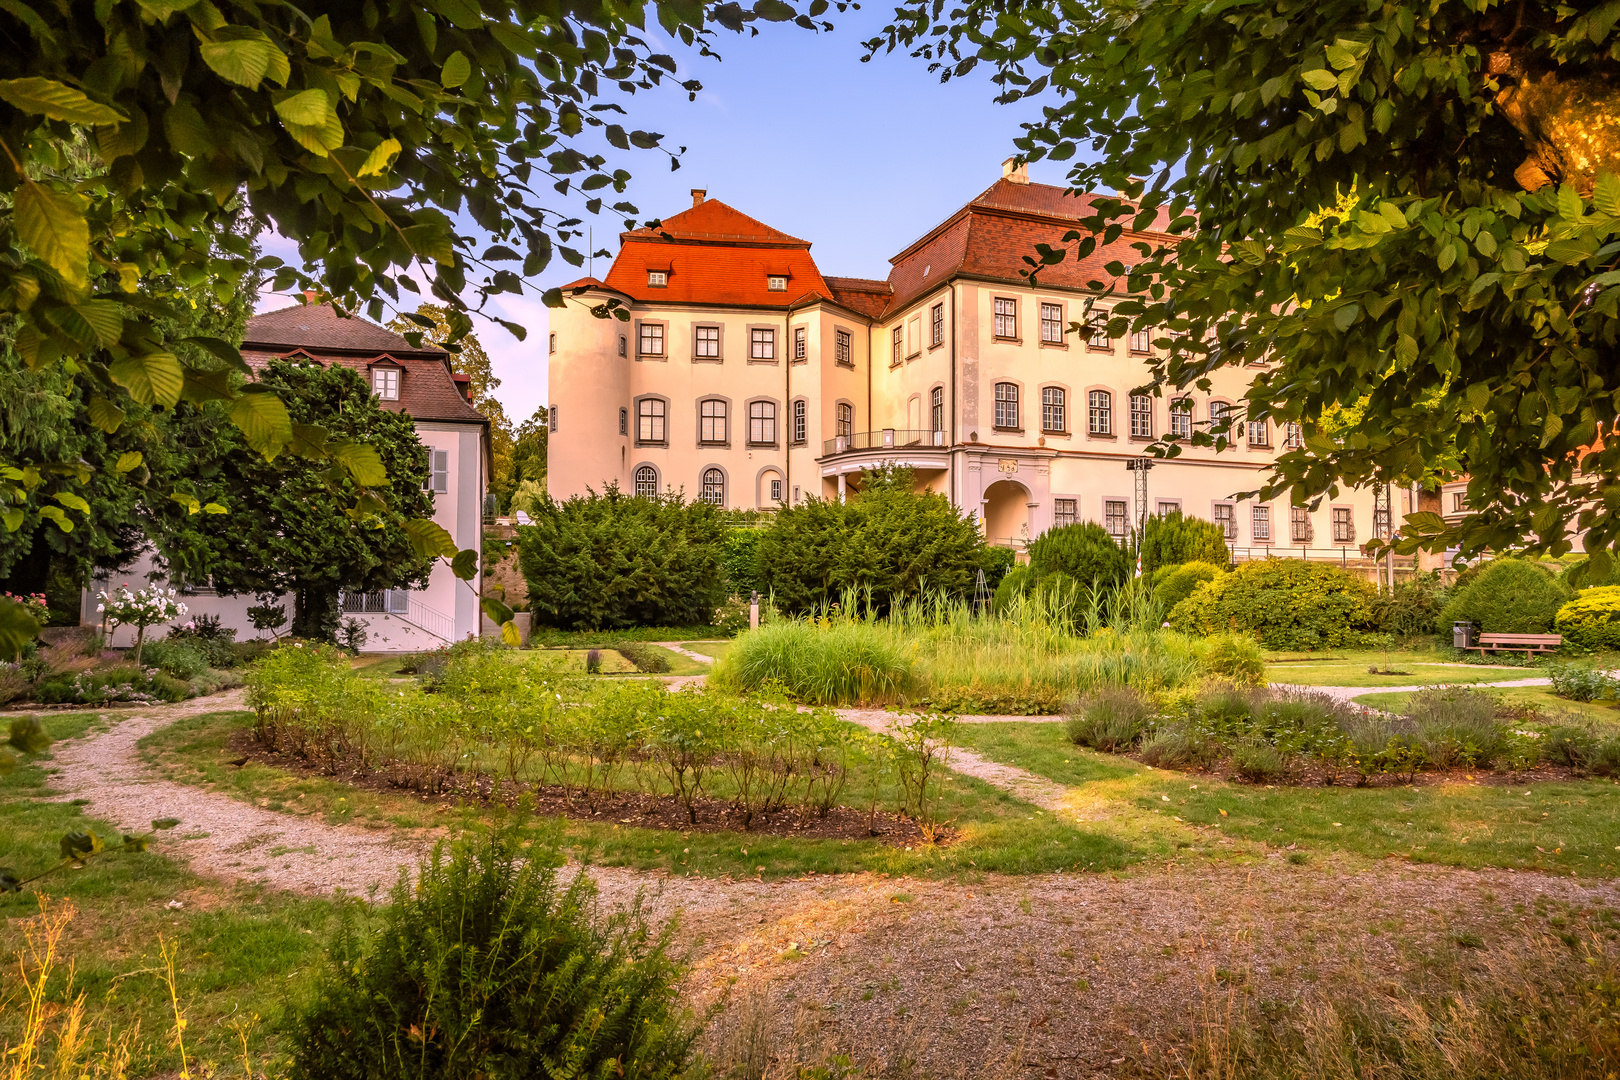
[982, 479, 1032, 547]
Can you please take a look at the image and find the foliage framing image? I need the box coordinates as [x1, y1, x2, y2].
[870, 0, 1620, 574]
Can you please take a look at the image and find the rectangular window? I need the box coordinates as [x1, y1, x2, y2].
[1088, 312, 1111, 349]
[1129, 395, 1153, 438]
[770, 478, 782, 502]
[1452, 491, 1466, 512]
[637, 399, 666, 444]
[993, 383, 1019, 429]
[1169, 400, 1192, 439]
[1331, 507, 1354, 543]
[618, 335, 627, 358]
[1284, 422, 1303, 448]
[892, 326, 904, 365]
[423, 449, 449, 494]
[792, 400, 807, 444]
[1088, 390, 1112, 436]
[794, 326, 808, 361]
[748, 400, 776, 445]
[1252, 505, 1271, 541]
[548, 405, 558, 432]
[638, 322, 664, 356]
[618, 407, 627, 437]
[1129, 328, 1151, 354]
[1157, 500, 1181, 517]
[373, 368, 399, 400]
[647, 270, 667, 287]
[994, 297, 1016, 338]
[835, 328, 852, 366]
[767, 275, 787, 291]
[1053, 498, 1078, 527]
[836, 403, 853, 438]
[1213, 502, 1236, 539]
[749, 327, 775, 361]
[931, 303, 944, 347]
[700, 400, 727, 444]
[1247, 420, 1269, 446]
[1041, 387, 1066, 432]
[907, 315, 921, 356]
[548, 332, 557, 354]
[1040, 302, 1063, 344]
[1104, 499, 1129, 537]
[931, 387, 944, 434]
[1291, 506, 1313, 543]
[695, 325, 720, 359]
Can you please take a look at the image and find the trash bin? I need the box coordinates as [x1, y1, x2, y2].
[1452, 621, 1476, 649]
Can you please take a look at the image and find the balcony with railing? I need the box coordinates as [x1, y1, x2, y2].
[822, 428, 946, 456]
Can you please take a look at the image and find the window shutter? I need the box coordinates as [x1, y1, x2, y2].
[428, 449, 449, 493]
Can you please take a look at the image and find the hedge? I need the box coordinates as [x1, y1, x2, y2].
[1438, 557, 1571, 634]
[1556, 586, 1620, 649]
[1152, 561, 1225, 612]
[1168, 558, 1378, 649]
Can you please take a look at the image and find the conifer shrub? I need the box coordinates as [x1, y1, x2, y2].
[1026, 521, 1128, 589]
[1438, 558, 1572, 635]
[992, 564, 1033, 612]
[1168, 558, 1378, 649]
[1152, 561, 1226, 612]
[1138, 510, 1231, 574]
[1555, 585, 1620, 650]
[288, 819, 693, 1080]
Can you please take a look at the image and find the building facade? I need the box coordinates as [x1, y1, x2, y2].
[548, 162, 1384, 559]
[86, 303, 490, 651]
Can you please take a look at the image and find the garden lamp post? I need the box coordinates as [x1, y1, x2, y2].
[1125, 458, 1154, 577]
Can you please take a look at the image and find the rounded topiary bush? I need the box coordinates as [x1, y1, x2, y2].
[1555, 585, 1620, 649]
[1167, 558, 1378, 649]
[1027, 522, 1128, 589]
[1152, 561, 1225, 613]
[289, 822, 693, 1080]
[992, 563, 1033, 613]
[1438, 557, 1572, 634]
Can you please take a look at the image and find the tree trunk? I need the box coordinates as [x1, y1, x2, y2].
[134, 623, 147, 667]
[1491, 52, 1620, 193]
[292, 587, 340, 642]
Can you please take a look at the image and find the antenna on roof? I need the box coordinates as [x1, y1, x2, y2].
[588, 227, 593, 280]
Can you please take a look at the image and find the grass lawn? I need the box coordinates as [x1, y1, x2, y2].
[0, 712, 348, 1076]
[1270, 663, 1547, 688]
[952, 721, 1620, 878]
[139, 711, 1143, 880]
[677, 640, 731, 662]
[1354, 685, 1620, 732]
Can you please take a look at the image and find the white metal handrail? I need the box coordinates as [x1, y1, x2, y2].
[403, 595, 457, 641]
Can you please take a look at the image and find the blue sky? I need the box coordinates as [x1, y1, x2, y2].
[260, 8, 1082, 423]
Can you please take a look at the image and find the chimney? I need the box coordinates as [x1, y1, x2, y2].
[301, 288, 319, 303]
[691, 188, 707, 208]
[1001, 157, 1029, 185]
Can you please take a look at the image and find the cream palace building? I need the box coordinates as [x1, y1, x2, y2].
[547, 161, 1394, 559]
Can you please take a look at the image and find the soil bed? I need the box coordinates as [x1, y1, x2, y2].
[228, 726, 947, 846]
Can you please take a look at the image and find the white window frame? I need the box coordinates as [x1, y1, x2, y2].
[699, 399, 728, 445]
[647, 270, 668, 287]
[1053, 498, 1078, 527]
[373, 367, 399, 401]
[636, 398, 667, 445]
[1251, 505, 1271, 542]
[749, 327, 775, 361]
[1103, 498, 1129, 537]
[993, 297, 1017, 339]
[1041, 386, 1066, 433]
[425, 449, 449, 494]
[1087, 390, 1112, 436]
[638, 321, 665, 357]
[634, 465, 659, 498]
[748, 400, 777, 446]
[700, 468, 725, 507]
[1040, 302, 1063, 344]
[993, 382, 1020, 430]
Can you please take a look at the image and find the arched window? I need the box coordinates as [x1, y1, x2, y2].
[931, 387, 944, 434]
[701, 468, 725, 507]
[634, 466, 658, 498]
[836, 402, 854, 438]
[993, 382, 1019, 429]
[1088, 390, 1112, 435]
[748, 400, 776, 445]
[792, 399, 807, 444]
[1041, 387, 1066, 432]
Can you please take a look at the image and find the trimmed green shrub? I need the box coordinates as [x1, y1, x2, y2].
[141, 638, 207, 680]
[1168, 558, 1378, 649]
[613, 640, 672, 673]
[1152, 561, 1225, 612]
[1138, 510, 1231, 574]
[992, 564, 1033, 612]
[1438, 557, 1571, 634]
[756, 471, 989, 614]
[165, 614, 239, 667]
[1033, 569, 1084, 613]
[1555, 585, 1620, 649]
[1026, 521, 1128, 589]
[1368, 571, 1445, 638]
[1065, 686, 1152, 751]
[288, 821, 693, 1080]
[518, 486, 727, 630]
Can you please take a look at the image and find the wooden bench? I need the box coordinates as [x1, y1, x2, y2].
[1471, 632, 1562, 656]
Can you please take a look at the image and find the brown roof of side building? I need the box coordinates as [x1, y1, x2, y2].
[242, 302, 487, 426]
[822, 276, 894, 320]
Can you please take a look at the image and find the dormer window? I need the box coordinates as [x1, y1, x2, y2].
[767, 275, 787, 292]
[647, 270, 668, 287]
[373, 367, 399, 400]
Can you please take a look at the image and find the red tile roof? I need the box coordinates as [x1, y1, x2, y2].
[824, 276, 893, 319]
[882, 179, 1177, 315]
[603, 198, 832, 309]
[242, 303, 486, 425]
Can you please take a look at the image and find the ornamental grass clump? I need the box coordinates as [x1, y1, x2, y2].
[1065, 686, 1153, 751]
[288, 816, 693, 1080]
[1402, 685, 1508, 769]
[709, 617, 917, 705]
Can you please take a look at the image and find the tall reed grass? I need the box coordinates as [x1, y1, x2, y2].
[711, 584, 1239, 711]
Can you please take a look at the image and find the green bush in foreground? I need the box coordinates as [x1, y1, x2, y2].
[1138, 511, 1232, 575]
[1152, 561, 1225, 614]
[289, 820, 693, 1080]
[1439, 557, 1571, 635]
[1169, 558, 1378, 649]
[1556, 585, 1620, 649]
[1026, 522, 1128, 590]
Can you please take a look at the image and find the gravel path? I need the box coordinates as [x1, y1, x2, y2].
[655, 641, 721, 665]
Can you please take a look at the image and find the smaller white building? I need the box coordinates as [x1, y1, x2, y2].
[85, 302, 490, 651]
